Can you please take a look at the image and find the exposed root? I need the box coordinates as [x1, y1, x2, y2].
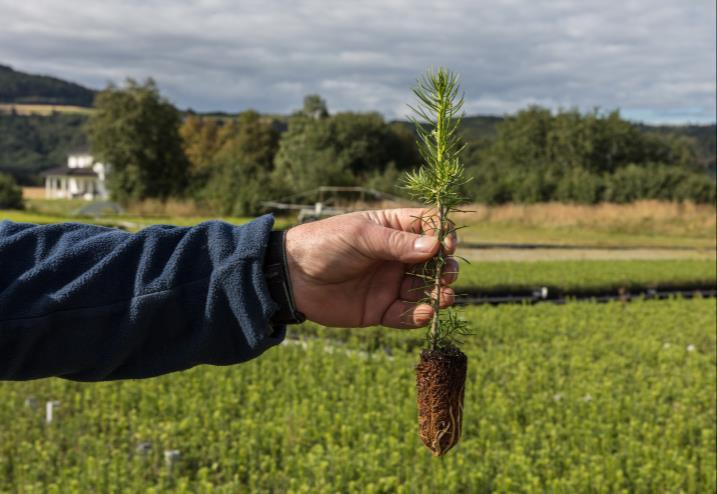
[416, 346, 467, 456]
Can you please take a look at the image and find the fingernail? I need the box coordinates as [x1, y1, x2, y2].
[414, 236, 437, 253]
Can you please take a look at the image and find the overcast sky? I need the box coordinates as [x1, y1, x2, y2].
[2, 0, 715, 124]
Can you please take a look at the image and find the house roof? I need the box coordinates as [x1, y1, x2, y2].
[42, 166, 98, 178]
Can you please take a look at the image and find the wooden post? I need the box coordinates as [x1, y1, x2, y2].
[45, 400, 60, 423]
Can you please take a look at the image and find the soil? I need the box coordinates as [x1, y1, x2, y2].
[416, 346, 467, 456]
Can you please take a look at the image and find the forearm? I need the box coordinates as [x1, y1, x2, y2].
[0, 216, 284, 381]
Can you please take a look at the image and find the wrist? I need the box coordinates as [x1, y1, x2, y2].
[263, 230, 305, 325]
[283, 226, 310, 318]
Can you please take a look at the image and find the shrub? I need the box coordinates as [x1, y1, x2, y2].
[554, 167, 604, 204]
[0, 172, 23, 209]
[604, 164, 716, 204]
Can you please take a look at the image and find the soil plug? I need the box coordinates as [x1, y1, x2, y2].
[403, 68, 471, 456]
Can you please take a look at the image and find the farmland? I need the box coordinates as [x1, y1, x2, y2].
[0, 103, 94, 116]
[455, 259, 716, 294]
[0, 299, 714, 493]
[1, 200, 716, 492]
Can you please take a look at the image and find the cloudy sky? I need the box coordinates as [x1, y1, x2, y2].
[2, 0, 715, 123]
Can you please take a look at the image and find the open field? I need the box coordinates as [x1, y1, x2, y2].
[458, 246, 714, 261]
[455, 259, 716, 294]
[0, 208, 292, 232]
[1, 201, 715, 491]
[0, 103, 94, 116]
[457, 201, 716, 250]
[1, 299, 714, 493]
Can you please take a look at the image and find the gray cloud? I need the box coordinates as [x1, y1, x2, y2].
[1, 0, 714, 123]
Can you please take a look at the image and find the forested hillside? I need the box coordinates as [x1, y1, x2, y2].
[0, 113, 88, 184]
[0, 64, 96, 106]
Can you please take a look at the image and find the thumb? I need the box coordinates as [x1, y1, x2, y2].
[359, 223, 440, 263]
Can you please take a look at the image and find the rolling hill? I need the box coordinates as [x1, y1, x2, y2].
[0, 64, 96, 107]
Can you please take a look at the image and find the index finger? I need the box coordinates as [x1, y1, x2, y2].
[360, 208, 457, 254]
[361, 208, 455, 235]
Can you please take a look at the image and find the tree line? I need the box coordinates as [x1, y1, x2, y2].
[463, 107, 716, 204]
[2, 79, 714, 211]
[87, 80, 420, 215]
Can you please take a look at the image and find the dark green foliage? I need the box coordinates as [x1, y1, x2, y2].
[464, 107, 716, 204]
[0, 113, 87, 184]
[202, 111, 280, 216]
[301, 94, 329, 119]
[604, 164, 716, 204]
[272, 102, 418, 194]
[87, 79, 189, 203]
[272, 113, 355, 193]
[635, 122, 717, 173]
[364, 162, 403, 194]
[0, 64, 95, 106]
[554, 167, 604, 204]
[2, 299, 713, 491]
[0, 172, 23, 209]
[482, 107, 680, 174]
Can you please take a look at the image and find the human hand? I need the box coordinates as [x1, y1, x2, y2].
[284, 208, 458, 328]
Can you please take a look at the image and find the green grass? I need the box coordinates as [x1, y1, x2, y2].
[0, 103, 94, 116]
[24, 198, 89, 216]
[1, 299, 714, 493]
[461, 223, 716, 250]
[455, 259, 717, 294]
[0, 209, 292, 232]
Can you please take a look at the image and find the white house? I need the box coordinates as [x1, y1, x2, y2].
[43, 151, 110, 200]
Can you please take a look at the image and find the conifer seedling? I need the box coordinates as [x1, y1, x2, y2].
[403, 68, 470, 456]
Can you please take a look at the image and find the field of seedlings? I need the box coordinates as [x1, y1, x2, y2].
[2, 200, 715, 492]
[1, 299, 714, 493]
[456, 259, 716, 294]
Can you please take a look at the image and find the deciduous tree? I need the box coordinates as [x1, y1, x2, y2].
[88, 79, 189, 203]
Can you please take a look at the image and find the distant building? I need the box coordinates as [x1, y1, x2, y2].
[43, 150, 110, 200]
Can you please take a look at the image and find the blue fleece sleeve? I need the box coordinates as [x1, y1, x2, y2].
[0, 215, 285, 381]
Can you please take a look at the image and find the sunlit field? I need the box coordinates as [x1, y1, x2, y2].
[1, 300, 714, 493]
[1, 199, 715, 492]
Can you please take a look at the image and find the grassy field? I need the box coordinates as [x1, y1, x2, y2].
[458, 201, 716, 249]
[1, 299, 714, 493]
[455, 259, 716, 294]
[0, 103, 94, 116]
[1, 201, 715, 491]
[3, 199, 295, 231]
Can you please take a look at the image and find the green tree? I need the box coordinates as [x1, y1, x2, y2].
[203, 110, 280, 215]
[468, 106, 712, 204]
[273, 111, 353, 193]
[87, 79, 189, 203]
[0, 172, 23, 209]
[302, 94, 329, 119]
[273, 98, 418, 195]
[554, 167, 604, 204]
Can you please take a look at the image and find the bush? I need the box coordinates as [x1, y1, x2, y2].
[674, 173, 717, 204]
[554, 167, 604, 204]
[0, 172, 23, 209]
[604, 164, 716, 204]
